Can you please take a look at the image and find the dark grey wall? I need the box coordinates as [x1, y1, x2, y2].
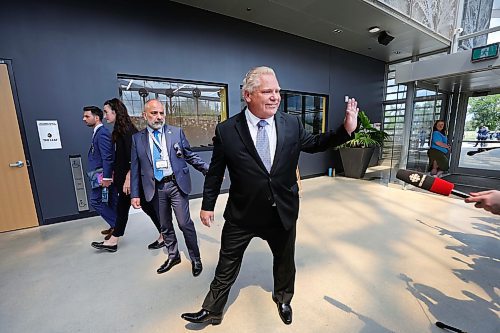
[0, 0, 384, 224]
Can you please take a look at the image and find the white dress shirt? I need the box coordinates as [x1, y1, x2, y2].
[92, 123, 103, 138]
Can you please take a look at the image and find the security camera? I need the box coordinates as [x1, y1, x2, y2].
[378, 31, 394, 46]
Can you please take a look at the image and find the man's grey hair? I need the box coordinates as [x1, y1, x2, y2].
[242, 66, 276, 97]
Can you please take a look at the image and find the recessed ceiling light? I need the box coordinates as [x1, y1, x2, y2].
[332, 29, 343, 33]
[246, 7, 252, 11]
[368, 26, 381, 33]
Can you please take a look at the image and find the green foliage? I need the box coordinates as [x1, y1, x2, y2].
[340, 111, 390, 148]
[467, 95, 500, 130]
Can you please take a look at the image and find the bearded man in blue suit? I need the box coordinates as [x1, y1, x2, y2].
[131, 99, 209, 277]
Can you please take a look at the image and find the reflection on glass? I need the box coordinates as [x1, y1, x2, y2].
[240, 88, 327, 134]
[287, 94, 302, 116]
[406, 100, 442, 172]
[304, 95, 324, 134]
[118, 76, 228, 149]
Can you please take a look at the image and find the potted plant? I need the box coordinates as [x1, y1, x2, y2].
[338, 111, 390, 179]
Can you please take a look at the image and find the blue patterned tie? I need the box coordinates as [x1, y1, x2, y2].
[256, 120, 271, 172]
[153, 130, 163, 181]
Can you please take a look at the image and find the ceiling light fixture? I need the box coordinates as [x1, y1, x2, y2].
[368, 26, 381, 33]
[332, 29, 343, 33]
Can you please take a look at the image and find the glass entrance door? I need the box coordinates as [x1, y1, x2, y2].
[452, 93, 500, 177]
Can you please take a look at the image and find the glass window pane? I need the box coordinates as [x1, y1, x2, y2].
[386, 93, 398, 101]
[458, 94, 500, 171]
[118, 77, 228, 149]
[386, 86, 399, 94]
[287, 94, 302, 113]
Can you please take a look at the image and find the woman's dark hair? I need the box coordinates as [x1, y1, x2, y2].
[103, 98, 137, 142]
[432, 119, 446, 135]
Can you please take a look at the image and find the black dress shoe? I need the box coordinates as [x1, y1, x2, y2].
[272, 296, 292, 325]
[192, 260, 203, 277]
[91, 241, 117, 253]
[147, 240, 165, 250]
[181, 309, 222, 325]
[157, 257, 181, 274]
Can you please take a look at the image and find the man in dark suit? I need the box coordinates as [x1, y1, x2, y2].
[131, 99, 209, 276]
[181, 66, 359, 325]
[83, 106, 117, 233]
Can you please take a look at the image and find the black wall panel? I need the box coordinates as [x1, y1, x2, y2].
[0, 0, 384, 223]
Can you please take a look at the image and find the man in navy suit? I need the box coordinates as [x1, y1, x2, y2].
[181, 66, 359, 325]
[131, 99, 209, 277]
[83, 106, 117, 233]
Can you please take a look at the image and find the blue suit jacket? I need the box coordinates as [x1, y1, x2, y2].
[87, 125, 114, 178]
[131, 124, 209, 202]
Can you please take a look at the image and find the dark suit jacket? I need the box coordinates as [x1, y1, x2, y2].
[113, 124, 137, 189]
[87, 125, 114, 179]
[130, 124, 209, 202]
[202, 111, 353, 230]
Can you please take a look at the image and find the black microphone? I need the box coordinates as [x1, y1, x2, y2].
[466, 146, 499, 156]
[396, 169, 469, 198]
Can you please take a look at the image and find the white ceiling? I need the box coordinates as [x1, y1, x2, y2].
[172, 0, 450, 62]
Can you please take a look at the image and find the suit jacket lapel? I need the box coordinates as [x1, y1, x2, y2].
[235, 111, 269, 173]
[270, 112, 285, 174]
[141, 129, 153, 166]
[89, 126, 101, 155]
[163, 125, 174, 162]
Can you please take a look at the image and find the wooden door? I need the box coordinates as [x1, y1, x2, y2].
[0, 63, 38, 232]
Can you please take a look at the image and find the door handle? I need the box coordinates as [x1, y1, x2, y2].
[9, 160, 24, 168]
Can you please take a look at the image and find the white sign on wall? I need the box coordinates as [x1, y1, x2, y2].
[37, 120, 62, 150]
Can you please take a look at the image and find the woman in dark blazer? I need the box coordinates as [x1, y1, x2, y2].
[91, 98, 162, 252]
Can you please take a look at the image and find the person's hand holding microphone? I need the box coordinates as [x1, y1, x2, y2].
[465, 190, 500, 215]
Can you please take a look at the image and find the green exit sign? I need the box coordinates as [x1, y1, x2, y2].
[471, 43, 499, 62]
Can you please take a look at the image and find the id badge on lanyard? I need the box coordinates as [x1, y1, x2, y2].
[156, 160, 169, 169]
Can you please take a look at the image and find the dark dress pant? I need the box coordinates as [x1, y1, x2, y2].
[111, 188, 160, 237]
[152, 180, 200, 261]
[90, 184, 117, 228]
[202, 208, 296, 314]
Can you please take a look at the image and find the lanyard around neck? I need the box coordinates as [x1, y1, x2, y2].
[149, 131, 164, 154]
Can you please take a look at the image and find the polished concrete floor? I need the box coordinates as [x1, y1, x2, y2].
[0, 177, 498, 333]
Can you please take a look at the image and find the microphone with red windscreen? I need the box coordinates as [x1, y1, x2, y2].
[396, 169, 469, 198]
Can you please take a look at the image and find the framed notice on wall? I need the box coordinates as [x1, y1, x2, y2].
[37, 120, 62, 149]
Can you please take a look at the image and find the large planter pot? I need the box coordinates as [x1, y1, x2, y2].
[339, 147, 375, 179]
